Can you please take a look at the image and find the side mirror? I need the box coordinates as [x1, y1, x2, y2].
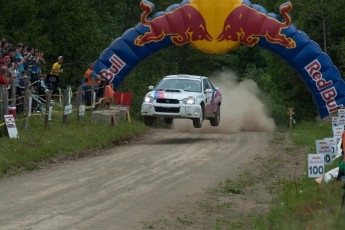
[204, 88, 213, 94]
[148, 85, 154, 90]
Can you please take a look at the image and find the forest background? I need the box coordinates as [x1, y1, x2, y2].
[1, 0, 344, 124]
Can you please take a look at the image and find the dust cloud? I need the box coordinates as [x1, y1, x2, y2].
[172, 70, 276, 133]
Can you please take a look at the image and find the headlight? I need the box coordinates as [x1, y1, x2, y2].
[182, 97, 195, 104]
[144, 95, 154, 103]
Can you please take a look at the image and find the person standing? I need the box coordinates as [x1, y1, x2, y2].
[0, 66, 16, 87]
[50, 55, 63, 77]
[48, 56, 63, 93]
[81, 63, 102, 106]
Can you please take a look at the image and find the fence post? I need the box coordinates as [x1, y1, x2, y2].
[91, 78, 95, 109]
[2, 91, 8, 115]
[45, 90, 52, 128]
[63, 89, 69, 125]
[22, 89, 31, 130]
[77, 86, 83, 122]
[0, 85, 3, 122]
[2, 91, 8, 134]
[10, 80, 16, 107]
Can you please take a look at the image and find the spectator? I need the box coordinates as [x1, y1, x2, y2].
[81, 63, 102, 106]
[19, 70, 30, 88]
[0, 59, 5, 68]
[32, 49, 45, 82]
[0, 66, 16, 87]
[50, 56, 63, 77]
[3, 55, 11, 68]
[10, 62, 21, 86]
[15, 46, 26, 72]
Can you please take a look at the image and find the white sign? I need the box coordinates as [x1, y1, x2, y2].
[333, 126, 344, 145]
[28, 97, 32, 117]
[323, 167, 339, 183]
[338, 108, 345, 118]
[308, 154, 324, 178]
[92, 92, 96, 108]
[64, 104, 73, 115]
[324, 137, 337, 157]
[338, 117, 345, 126]
[79, 105, 85, 116]
[332, 116, 338, 129]
[48, 106, 53, 121]
[4, 114, 18, 139]
[316, 140, 333, 165]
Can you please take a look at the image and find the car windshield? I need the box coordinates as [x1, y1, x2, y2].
[155, 79, 202, 92]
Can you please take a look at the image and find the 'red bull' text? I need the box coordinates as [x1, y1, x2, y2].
[305, 59, 341, 113]
[100, 54, 126, 83]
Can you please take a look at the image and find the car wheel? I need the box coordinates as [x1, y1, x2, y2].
[210, 106, 220, 126]
[143, 116, 155, 126]
[163, 118, 173, 124]
[193, 107, 204, 128]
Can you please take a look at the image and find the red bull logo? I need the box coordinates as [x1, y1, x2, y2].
[217, 3, 296, 48]
[134, 1, 212, 46]
[134, 0, 296, 53]
[310, 156, 322, 163]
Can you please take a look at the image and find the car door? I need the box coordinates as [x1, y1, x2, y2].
[203, 79, 213, 117]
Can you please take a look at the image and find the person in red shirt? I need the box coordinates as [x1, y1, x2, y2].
[0, 66, 16, 86]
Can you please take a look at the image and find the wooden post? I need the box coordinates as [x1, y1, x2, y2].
[288, 107, 295, 129]
[63, 89, 69, 125]
[91, 78, 95, 109]
[2, 91, 8, 134]
[45, 90, 52, 128]
[77, 86, 83, 122]
[0, 85, 3, 122]
[2, 91, 8, 115]
[10, 79, 16, 107]
[22, 90, 31, 130]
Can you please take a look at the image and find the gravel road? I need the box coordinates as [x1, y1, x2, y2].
[0, 128, 271, 230]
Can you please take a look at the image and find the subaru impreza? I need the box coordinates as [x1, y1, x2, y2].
[141, 74, 222, 128]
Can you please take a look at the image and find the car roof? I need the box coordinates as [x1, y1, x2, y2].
[163, 74, 207, 81]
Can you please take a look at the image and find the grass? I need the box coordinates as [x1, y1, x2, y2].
[0, 109, 149, 179]
[252, 121, 345, 229]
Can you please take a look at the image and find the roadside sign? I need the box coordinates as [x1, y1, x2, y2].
[316, 140, 333, 165]
[79, 105, 85, 116]
[64, 104, 73, 115]
[308, 154, 324, 178]
[4, 114, 18, 139]
[338, 108, 345, 118]
[324, 137, 337, 157]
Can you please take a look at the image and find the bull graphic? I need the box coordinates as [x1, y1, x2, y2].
[217, 2, 296, 48]
[134, 1, 212, 46]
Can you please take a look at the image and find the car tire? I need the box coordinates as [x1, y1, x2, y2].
[193, 107, 204, 128]
[163, 118, 173, 124]
[143, 116, 155, 126]
[210, 106, 220, 126]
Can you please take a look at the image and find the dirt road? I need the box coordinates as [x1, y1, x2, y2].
[0, 129, 272, 230]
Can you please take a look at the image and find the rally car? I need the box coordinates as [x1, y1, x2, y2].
[141, 74, 222, 128]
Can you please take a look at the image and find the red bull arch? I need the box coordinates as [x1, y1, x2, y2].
[93, 0, 345, 119]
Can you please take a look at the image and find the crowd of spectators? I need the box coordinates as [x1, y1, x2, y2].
[0, 39, 47, 88]
[0, 38, 63, 113]
[0, 38, 107, 114]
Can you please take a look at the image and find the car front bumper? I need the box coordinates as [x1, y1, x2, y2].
[141, 102, 202, 119]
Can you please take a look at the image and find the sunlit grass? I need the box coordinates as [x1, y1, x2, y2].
[252, 120, 345, 229]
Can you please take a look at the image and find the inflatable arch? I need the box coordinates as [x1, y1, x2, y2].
[93, 0, 345, 118]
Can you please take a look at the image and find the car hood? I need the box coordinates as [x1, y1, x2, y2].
[148, 90, 200, 100]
